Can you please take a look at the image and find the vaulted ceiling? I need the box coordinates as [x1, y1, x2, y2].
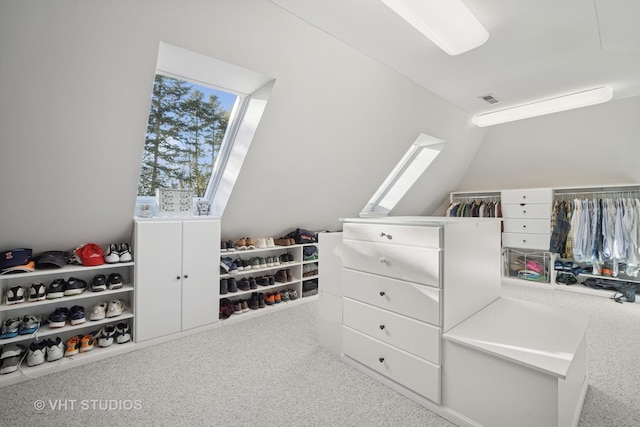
[269, 0, 640, 116]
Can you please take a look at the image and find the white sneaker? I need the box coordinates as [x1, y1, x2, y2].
[45, 337, 64, 362]
[27, 341, 46, 366]
[254, 238, 267, 249]
[115, 322, 131, 344]
[98, 325, 116, 347]
[104, 243, 120, 264]
[4, 286, 25, 305]
[106, 300, 126, 318]
[89, 302, 107, 321]
[266, 237, 275, 248]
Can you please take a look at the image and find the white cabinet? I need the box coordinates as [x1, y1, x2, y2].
[501, 188, 552, 251]
[134, 218, 220, 342]
[340, 216, 502, 405]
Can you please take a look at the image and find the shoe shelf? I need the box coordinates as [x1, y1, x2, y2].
[0, 310, 134, 346]
[0, 285, 134, 314]
[221, 281, 297, 299]
[0, 262, 134, 281]
[0, 340, 134, 387]
[220, 294, 318, 325]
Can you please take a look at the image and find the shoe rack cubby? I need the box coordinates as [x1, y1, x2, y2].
[0, 262, 135, 387]
[219, 242, 319, 324]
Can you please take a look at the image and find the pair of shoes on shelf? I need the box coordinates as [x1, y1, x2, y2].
[1, 343, 28, 374]
[274, 237, 296, 246]
[274, 269, 293, 283]
[235, 238, 255, 251]
[253, 238, 275, 249]
[221, 240, 236, 252]
[64, 332, 98, 357]
[104, 243, 133, 264]
[24, 337, 65, 366]
[45, 277, 88, 299]
[49, 305, 86, 328]
[90, 273, 123, 292]
[89, 300, 127, 321]
[95, 322, 131, 347]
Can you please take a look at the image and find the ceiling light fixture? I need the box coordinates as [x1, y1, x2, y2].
[472, 86, 614, 127]
[379, 0, 489, 56]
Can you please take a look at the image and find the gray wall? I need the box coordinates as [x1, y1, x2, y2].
[0, 0, 485, 251]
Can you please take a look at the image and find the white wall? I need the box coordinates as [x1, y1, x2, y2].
[457, 95, 640, 193]
[0, 0, 485, 250]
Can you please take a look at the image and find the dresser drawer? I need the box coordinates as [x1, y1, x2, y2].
[343, 239, 441, 287]
[502, 232, 550, 250]
[502, 219, 550, 235]
[501, 203, 551, 220]
[343, 326, 441, 403]
[343, 223, 441, 249]
[343, 269, 440, 325]
[501, 188, 552, 205]
[343, 298, 441, 364]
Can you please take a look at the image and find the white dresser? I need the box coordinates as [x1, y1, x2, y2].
[341, 216, 502, 405]
[501, 187, 553, 250]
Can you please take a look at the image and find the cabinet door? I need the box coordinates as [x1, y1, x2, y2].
[181, 220, 220, 330]
[135, 220, 183, 342]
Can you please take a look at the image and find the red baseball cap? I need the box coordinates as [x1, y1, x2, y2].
[75, 243, 105, 266]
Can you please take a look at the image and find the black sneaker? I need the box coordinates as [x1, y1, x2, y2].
[90, 274, 107, 292]
[29, 282, 46, 302]
[69, 305, 86, 325]
[227, 277, 238, 293]
[107, 273, 123, 290]
[48, 307, 69, 328]
[249, 293, 259, 310]
[64, 277, 87, 296]
[46, 279, 66, 299]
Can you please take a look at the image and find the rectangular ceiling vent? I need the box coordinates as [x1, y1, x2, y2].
[479, 94, 501, 105]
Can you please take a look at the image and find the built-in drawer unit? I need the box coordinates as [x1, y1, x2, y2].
[343, 269, 441, 326]
[343, 326, 441, 403]
[501, 188, 553, 205]
[342, 239, 441, 287]
[343, 222, 441, 248]
[343, 298, 441, 364]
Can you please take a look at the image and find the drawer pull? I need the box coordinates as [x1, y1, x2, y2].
[522, 240, 527, 243]
[379, 324, 385, 330]
[523, 210, 527, 214]
[523, 225, 527, 228]
[379, 257, 387, 264]
[379, 232, 393, 240]
[520, 203, 526, 207]
[378, 357, 385, 363]
[379, 291, 386, 296]
[176, 276, 181, 280]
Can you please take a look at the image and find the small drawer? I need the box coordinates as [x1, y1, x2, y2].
[343, 326, 441, 403]
[501, 204, 551, 220]
[502, 219, 550, 235]
[342, 240, 441, 287]
[501, 188, 552, 205]
[343, 269, 440, 325]
[343, 223, 441, 249]
[502, 232, 550, 251]
[343, 298, 441, 364]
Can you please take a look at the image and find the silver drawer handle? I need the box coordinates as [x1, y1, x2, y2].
[379, 357, 385, 363]
[379, 232, 393, 240]
[379, 324, 385, 330]
[379, 291, 385, 296]
[379, 257, 387, 264]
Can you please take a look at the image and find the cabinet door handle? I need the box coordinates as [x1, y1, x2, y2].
[522, 240, 527, 243]
[176, 276, 181, 280]
[379, 291, 385, 296]
[378, 357, 385, 363]
[379, 324, 385, 330]
[379, 232, 393, 240]
[520, 203, 526, 206]
[184, 275, 188, 279]
[523, 210, 527, 214]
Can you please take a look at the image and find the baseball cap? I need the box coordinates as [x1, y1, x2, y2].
[0, 248, 33, 272]
[75, 243, 105, 267]
[35, 251, 71, 269]
[0, 260, 36, 275]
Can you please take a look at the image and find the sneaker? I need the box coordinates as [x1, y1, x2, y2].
[233, 300, 242, 314]
[104, 243, 120, 263]
[249, 277, 257, 290]
[89, 302, 108, 321]
[118, 243, 133, 262]
[107, 273, 123, 290]
[46, 279, 66, 299]
[0, 318, 20, 339]
[241, 300, 249, 313]
[64, 336, 82, 357]
[90, 274, 107, 292]
[245, 238, 256, 250]
[98, 324, 116, 347]
[225, 240, 235, 252]
[266, 257, 274, 267]
[0, 356, 21, 374]
[274, 238, 291, 246]
[237, 278, 250, 291]
[288, 289, 298, 300]
[256, 276, 269, 287]
[80, 334, 95, 352]
[1, 343, 26, 359]
[272, 256, 280, 267]
[266, 237, 275, 248]
[264, 293, 275, 305]
[236, 238, 247, 251]
[29, 282, 46, 302]
[254, 238, 267, 249]
[4, 286, 25, 305]
[220, 257, 233, 273]
[227, 277, 238, 293]
[115, 322, 131, 344]
[45, 337, 64, 362]
[220, 278, 228, 295]
[258, 293, 265, 308]
[259, 258, 267, 269]
[249, 293, 259, 310]
[18, 315, 42, 335]
[106, 300, 126, 318]
[250, 257, 260, 270]
[268, 275, 275, 286]
[64, 277, 87, 296]
[275, 270, 288, 283]
[27, 341, 47, 366]
[48, 307, 69, 328]
[280, 290, 290, 301]
[274, 292, 281, 304]
[69, 305, 86, 325]
[220, 241, 227, 253]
